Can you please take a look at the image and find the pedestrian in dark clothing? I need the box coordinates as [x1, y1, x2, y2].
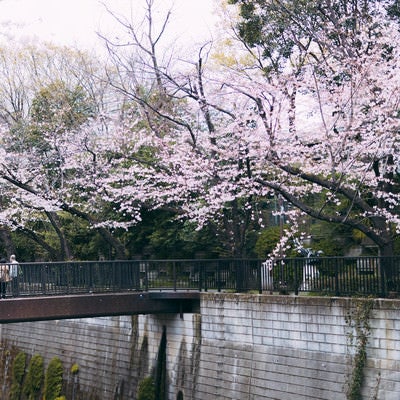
[0, 258, 10, 298]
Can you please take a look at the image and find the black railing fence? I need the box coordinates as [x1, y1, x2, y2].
[4, 256, 400, 298]
[263, 256, 400, 297]
[8, 259, 260, 296]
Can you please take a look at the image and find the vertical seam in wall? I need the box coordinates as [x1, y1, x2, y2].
[247, 298, 255, 400]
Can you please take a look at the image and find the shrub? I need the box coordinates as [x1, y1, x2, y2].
[137, 376, 155, 400]
[10, 351, 27, 400]
[12, 351, 26, 382]
[44, 356, 64, 400]
[23, 354, 44, 400]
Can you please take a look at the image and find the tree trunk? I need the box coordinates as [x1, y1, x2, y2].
[0, 227, 14, 258]
[46, 211, 73, 260]
[379, 240, 395, 293]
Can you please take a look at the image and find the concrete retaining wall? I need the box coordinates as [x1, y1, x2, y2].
[0, 294, 399, 399]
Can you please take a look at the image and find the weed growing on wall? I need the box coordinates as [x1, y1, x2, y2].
[345, 299, 374, 400]
[70, 363, 79, 375]
[137, 376, 156, 400]
[68, 362, 80, 400]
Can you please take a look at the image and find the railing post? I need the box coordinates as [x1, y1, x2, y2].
[235, 260, 238, 292]
[335, 258, 340, 297]
[235, 260, 244, 293]
[67, 263, 71, 295]
[41, 264, 47, 295]
[144, 262, 149, 291]
[279, 260, 284, 293]
[88, 263, 93, 293]
[113, 262, 122, 290]
[134, 261, 140, 291]
[173, 261, 177, 291]
[217, 261, 221, 292]
[198, 262, 202, 292]
[294, 259, 299, 296]
[380, 256, 387, 298]
[204, 262, 208, 292]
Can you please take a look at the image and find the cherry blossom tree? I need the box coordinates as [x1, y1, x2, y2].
[223, 0, 400, 260]
[1, 0, 399, 270]
[98, 0, 269, 256]
[99, 0, 400, 276]
[0, 44, 130, 260]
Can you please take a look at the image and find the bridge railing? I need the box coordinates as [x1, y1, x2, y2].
[267, 256, 400, 297]
[5, 256, 400, 297]
[11, 259, 261, 296]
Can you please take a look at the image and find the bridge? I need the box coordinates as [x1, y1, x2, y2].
[0, 292, 200, 323]
[0, 258, 260, 323]
[0, 257, 399, 322]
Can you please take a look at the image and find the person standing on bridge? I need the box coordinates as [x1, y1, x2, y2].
[9, 254, 20, 297]
[0, 258, 10, 299]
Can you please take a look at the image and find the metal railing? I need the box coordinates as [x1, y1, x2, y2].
[9, 259, 260, 296]
[265, 256, 400, 297]
[3, 256, 400, 298]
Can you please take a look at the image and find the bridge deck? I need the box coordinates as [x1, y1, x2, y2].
[0, 292, 200, 323]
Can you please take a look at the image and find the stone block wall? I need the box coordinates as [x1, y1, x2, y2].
[0, 294, 400, 399]
[196, 294, 400, 400]
[0, 316, 136, 398]
[0, 313, 198, 399]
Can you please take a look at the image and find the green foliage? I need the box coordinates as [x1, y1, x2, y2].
[59, 213, 110, 260]
[9, 383, 22, 400]
[10, 351, 27, 400]
[30, 80, 94, 131]
[394, 237, 400, 256]
[137, 376, 156, 400]
[23, 354, 44, 400]
[345, 300, 374, 400]
[10, 229, 48, 262]
[17, 80, 94, 174]
[125, 209, 221, 259]
[230, 0, 382, 64]
[310, 221, 356, 256]
[70, 363, 79, 375]
[44, 356, 64, 400]
[12, 351, 26, 382]
[387, 0, 400, 19]
[10, 211, 112, 261]
[228, 0, 316, 71]
[254, 226, 282, 258]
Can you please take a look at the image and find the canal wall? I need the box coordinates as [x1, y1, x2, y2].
[0, 294, 399, 399]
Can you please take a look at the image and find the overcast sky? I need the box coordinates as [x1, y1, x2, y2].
[0, 0, 217, 52]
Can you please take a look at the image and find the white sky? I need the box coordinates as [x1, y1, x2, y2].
[0, 0, 218, 52]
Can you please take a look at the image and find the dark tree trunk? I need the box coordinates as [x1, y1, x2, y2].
[0, 227, 14, 258]
[379, 240, 395, 293]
